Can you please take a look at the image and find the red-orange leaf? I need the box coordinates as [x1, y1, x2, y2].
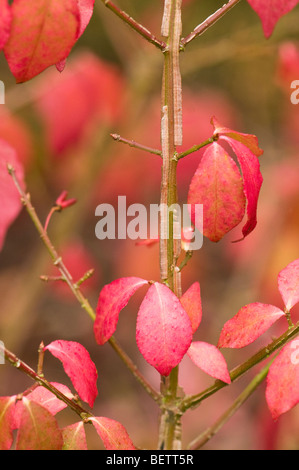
[188, 142, 246, 242]
[136, 282, 193, 376]
[90, 417, 136, 450]
[247, 0, 299, 38]
[278, 259, 299, 311]
[187, 342, 231, 384]
[0, 396, 16, 450]
[16, 398, 63, 450]
[0, 0, 12, 50]
[218, 303, 285, 349]
[62, 422, 87, 450]
[265, 340, 299, 419]
[44, 340, 98, 408]
[180, 282, 202, 334]
[4, 0, 80, 83]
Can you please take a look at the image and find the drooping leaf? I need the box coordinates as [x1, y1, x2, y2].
[211, 116, 263, 157]
[0, 139, 25, 252]
[16, 398, 63, 450]
[218, 303, 285, 349]
[26, 383, 74, 415]
[220, 136, 263, 240]
[247, 0, 299, 38]
[56, 0, 95, 72]
[62, 421, 87, 450]
[90, 417, 136, 450]
[180, 282, 202, 334]
[44, 340, 98, 408]
[187, 342, 231, 384]
[0, 0, 12, 50]
[136, 282, 193, 376]
[4, 0, 80, 83]
[278, 259, 299, 311]
[265, 339, 299, 419]
[94, 277, 148, 345]
[188, 142, 246, 242]
[0, 396, 16, 450]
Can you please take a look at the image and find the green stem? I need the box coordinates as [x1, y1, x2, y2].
[188, 358, 273, 450]
[158, 0, 183, 450]
[175, 137, 215, 161]
[181, 321, 299, 412]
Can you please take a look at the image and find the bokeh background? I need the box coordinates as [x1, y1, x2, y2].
[0, 0, 299, 450]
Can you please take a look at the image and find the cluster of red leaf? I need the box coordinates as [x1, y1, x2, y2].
[0, 340, 135, 450]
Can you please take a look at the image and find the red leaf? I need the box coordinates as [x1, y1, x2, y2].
[44, 340, 98, 408]
[55, 0, 95, 71]
[0, 0, 12, 50]
[0, 396, 16, 450]
[188, 142, 246, 242]
[221, 136, 263, 240]
[136, 282, 193, 376]
[62, 421, 87, 450]
[26, 382, 74, 415]
[4, 0, 80, 83]
[16, 398, 63, 450]
[180, 282, 202, 334]
[218, 303, 285, 349]
[211, 116, 263, 157]
[77, 0, 95, 37]
[247, 0, 299, 38]
[265, 339, 299, 419]
[278, 259, 299, 311]
[90, 417, 136, 450]
[0, 139, 25, 252]
[94, 277, 148, 345]
[187, 342, 231, 384]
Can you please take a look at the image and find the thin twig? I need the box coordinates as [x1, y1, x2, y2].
[188, 359, 273, 450]
[100, 0, 167, 51]
[7, 164, 160, 403]
[181, 321, 299, 412]
[175, 137, 215, 161]
[181, 0, 242, 47]
[110, 133, 162, 157]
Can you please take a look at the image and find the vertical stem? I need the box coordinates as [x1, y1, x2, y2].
[158, 0, 183, 450]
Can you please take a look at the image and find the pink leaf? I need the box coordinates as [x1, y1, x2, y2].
[0, 396, 16, 450]
[247, 0, 299, 38]
[265, 339, 299, 419]
[136, 282, 193, 376]
[16, 398, 63, 450]
[221, 136, 263, 240]
[4, 0, 80, 83]
[218, 303, 285, 349]
[278, 259, 299, 311]
[94, 277, 148, 345]
[90, 417, 135, 450]
[62, 421, 87, 450]
[187, 342, 231, 384]
[26, 383, 74, 415]
[0, 0, 12, 50]
[180, 282, 202, 334]
[44, 340, 98, 408]
[188, 142, 246, 242]
[0, 139, 25, 252]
